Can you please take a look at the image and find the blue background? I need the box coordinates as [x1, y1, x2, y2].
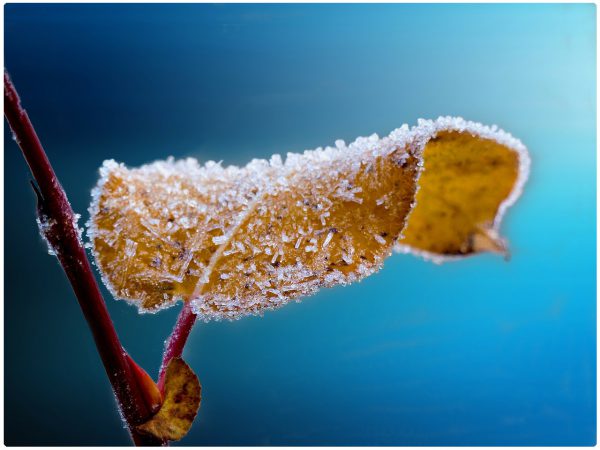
[4, 3, 596, 446]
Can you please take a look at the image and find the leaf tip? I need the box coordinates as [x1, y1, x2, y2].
[472, 226, 508, 257]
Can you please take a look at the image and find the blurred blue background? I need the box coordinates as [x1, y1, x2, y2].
[4, 3, 596, 446]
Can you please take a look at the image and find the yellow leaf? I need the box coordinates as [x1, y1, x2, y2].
[397, 121, 529, 262]
[137, 357, 201, 442]
[88, 117, 529, 319]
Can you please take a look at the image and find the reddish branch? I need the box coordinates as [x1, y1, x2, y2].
[158, 301, 197, 392]
[4, 70, 162, 446]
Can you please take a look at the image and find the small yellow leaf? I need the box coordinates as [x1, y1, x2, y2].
[137, 357, 201, 442]
[88, 117, 529, 319]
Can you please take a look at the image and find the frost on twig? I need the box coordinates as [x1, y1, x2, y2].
[4, 70, 164, 446]
[87, 116, 529, 321]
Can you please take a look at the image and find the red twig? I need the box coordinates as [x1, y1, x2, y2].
[4, 70, 162, 446]
[158, 301, 197, 392]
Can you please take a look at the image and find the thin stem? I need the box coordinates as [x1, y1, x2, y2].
[4, 70, 162, 446]
[158, 301, 197, 392]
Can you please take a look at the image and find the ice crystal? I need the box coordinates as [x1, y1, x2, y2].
[36, 214, 57, 256]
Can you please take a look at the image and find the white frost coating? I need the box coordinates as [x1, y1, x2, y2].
[36, 215, 58, 256]
[73, 213, 84, 245]
[212, 235, 228, 245]
[87, 116, 529, 319]
[37, 212, 84, 256]
[374, 234, 386, 245]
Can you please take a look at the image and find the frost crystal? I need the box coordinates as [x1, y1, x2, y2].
[212, 235, 228, 245]
[374, 234, 387, 245]
[36, 214, 57, 256]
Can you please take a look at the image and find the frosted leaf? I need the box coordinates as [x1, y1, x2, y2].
[88, 116, 529, 318]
